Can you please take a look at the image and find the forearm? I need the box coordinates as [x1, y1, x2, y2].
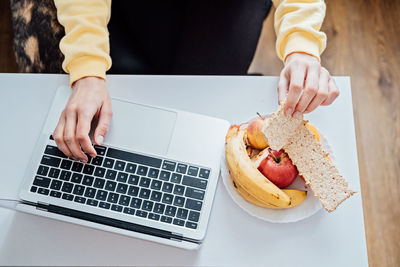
[54, 0, 112, 86]
[272, 0, 327, 61]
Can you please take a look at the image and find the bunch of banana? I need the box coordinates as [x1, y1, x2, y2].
[225, 125, 307, 209]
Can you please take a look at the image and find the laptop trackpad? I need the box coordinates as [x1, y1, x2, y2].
[103, 99, 177, 156]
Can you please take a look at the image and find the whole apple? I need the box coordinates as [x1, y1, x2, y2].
[257, 149, 298, 188]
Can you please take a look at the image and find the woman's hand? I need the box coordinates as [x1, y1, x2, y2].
[53, 76, 113, 162]
[278, 52, 340, 118]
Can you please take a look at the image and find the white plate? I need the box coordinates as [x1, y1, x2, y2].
[221, 120, 335, 223]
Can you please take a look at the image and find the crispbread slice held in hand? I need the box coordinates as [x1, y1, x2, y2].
[262, 104, 355, 212]
[284, 122, 356, 212]
[262, 104, 303, 150]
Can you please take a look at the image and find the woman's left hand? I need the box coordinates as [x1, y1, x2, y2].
[278, 52, 340, 118]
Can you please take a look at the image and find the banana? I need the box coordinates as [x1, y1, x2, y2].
[225, 127, 291, 208]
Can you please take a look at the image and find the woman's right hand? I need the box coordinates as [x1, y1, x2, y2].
[53, 76, 113, 162]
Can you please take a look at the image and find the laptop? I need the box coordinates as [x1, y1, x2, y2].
[16, 85, 230, 250]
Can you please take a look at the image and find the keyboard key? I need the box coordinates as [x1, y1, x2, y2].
[82, 175, 94, 186]
[103, 158, 115, 168]
[170, 173, 182, 184]
[99, 202, 110, 209]
[86, 199, 98, 206]
[176, 208, 188, 219]
[123, 207, 135, 215]
[83, 164, 94, 175]
[187, 166, 199, 176]
[37, 165, 49, 176]
[74, 196, 86, 203]
[162, 194, 173, 204]
[62, 193, 74, 201]
[95, 190, 108, 201]
[111, 204, 123, 212]
[61, 182, 73, 193]
[50, 190, 62, 198]
[199, 168, 210, 179]
[139, 188, 150, 199]
[41, 155, 61, 167]
[48, 168, 60, 178]
[105, 181, 117, 191]
[161, 216, 172, 224]
[71, 162, 84, 172]
[148, 168, 159, 178]
[173, 196, 185, 207]
[136, 210, 148, 218]
[119, 195, 131, 206]
[127, 186, 139, 197]
[185, 187, 205, 200]
[125, 163, 137, 174]
[188, 211, 200, 222]
[107, 193, 119, 203]
[30, 186, 38, 193]
[165, 205, 176, 217]
[44, 145, 67, 158]
[91, 156, 103, 166]
[94, 145, 107, 156]
[107, 148, 162, 168]
[150, 191, 162, 202]
[73, 185, 85, 196]
[150, 180, 162, 190]
[162, 160, 176, 171]
[71, 173, 83, 183]
[142, 200, 154, 211]
[114, 160, 126, 171]
[116, 183, 128, 194]
[94, 167, 106, 178]
[148, 213, 160, 221]
[162, 182, 173, 193]
[105, 170, 117, 180]
[37, 188, 49, 195]
[185, 199, 203, 211]
[173, 218, 185, 226]
[159, 171, 171, 181]
[60, 159, 72, 170]
[176, 163, 187, 174]
[130, 198, 142, 209]
[153, 203, 165, 214]
[116, 172, 128, 183]
[84, 187, 97, 198]
[33, 176, 51, 188]
[59, 170, 72, 181]
[182, 176, 207, 190]
[137, 165, 148, 176]
[85, 154, 92, 164]
[128, 174, 140, 185]
[93, 178, 105, 189]
[139, 177, 151, 188]
[185, 221, 198, 229]
[50, 180, 62, 190]
[173, 185, 185, 196]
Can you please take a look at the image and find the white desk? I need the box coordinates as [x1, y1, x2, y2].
[0, 74, 368, 266]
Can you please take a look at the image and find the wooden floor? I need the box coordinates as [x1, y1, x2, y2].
[1, 0, 399, 266]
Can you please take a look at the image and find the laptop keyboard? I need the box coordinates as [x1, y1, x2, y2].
[30, 135, 212, 230]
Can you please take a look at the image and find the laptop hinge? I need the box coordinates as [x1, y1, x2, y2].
[21, 201, 200, 245]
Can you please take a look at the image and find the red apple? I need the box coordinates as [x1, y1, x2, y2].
[257, 149, 298, 188]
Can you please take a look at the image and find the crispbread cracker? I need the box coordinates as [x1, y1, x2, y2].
[262, 104, 355, 212]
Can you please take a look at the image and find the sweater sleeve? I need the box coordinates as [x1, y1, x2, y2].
[54, 0, 112, 86]
[272, 0, 327, 62]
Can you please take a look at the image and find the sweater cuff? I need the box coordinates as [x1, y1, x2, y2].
[67, 56, 108, 86]
[281, 32, 322, 62]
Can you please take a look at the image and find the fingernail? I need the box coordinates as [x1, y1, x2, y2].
[285, 108, 293, 116]
[293, 111, 302, 119]
[97, 135, 104, 145]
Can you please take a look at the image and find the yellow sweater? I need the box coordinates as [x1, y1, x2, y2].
[55, 0, 326, 86]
